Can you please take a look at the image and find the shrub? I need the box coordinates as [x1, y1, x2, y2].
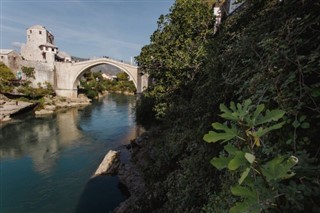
[0, 62, 15, 93]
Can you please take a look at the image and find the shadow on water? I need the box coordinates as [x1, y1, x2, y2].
[75, 176, 128, 213]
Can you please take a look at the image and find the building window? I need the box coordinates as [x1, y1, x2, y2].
[30, 30, 32, 33]
[46, 47, 49, 51]
[52, 48, 54, 52]
[1, 56, 3, 59]
[39, 31, 42, 35]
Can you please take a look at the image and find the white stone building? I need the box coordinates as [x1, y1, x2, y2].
[213, 0, 244, 33]
[20, 25, 59, 64]
[56, 51, 72, 62]
[0, 49, 20, 71]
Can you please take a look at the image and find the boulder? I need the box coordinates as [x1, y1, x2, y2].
[44, 96, 54, 105]
[44, 105, 56, 111]
[93, 150, 120, 177]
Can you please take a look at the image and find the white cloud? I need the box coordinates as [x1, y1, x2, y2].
[12, 41, 23, 48]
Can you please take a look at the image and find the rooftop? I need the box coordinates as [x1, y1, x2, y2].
[39, 43, 57, 48]
[0, 49, 15, 55]
[28, 25, 46, 30]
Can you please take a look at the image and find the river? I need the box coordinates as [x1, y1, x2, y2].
[0, 94, 140, 213]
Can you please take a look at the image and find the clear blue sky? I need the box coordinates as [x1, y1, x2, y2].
[0, 0, 174, 61]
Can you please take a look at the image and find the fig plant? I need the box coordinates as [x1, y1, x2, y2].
[204, 99, 298, 212]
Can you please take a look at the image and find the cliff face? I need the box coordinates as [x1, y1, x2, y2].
[132, 0, 320, 212]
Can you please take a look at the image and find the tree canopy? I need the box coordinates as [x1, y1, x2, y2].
[135, 0, 215, 118]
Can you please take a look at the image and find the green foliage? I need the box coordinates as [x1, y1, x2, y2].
[116, 72, 129, 81]
[35, 97, 46, 110]
[86, 90, 98, 99]
[0, 64, 41, 98]
[135, 0, 215, 119]
[132, 0, 320, 212]
[135, 94, 157, 127]
[21, 66, 35, 79]
[204, 100, 299, 212]
[0, 62, 15, 81]
[17, 81, 54, 99]
[80, 71, 136, 98]
[0, 62, 15, 93]
[204, 99, 286, 147]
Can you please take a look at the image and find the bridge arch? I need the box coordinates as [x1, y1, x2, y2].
[54, 58, 148, 98]
[72, 61, 138, 90]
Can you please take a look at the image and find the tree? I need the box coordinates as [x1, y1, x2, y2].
[0, 63, 15, 82]
[0, 62, 15, 92]
[135, 0, 215, 119]
[21, 66, 35, 79]
[116, 72, 129, 81]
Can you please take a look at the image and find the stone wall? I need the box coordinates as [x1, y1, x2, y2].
[0, 51, 21, 73]
[20, 60, 55, 87]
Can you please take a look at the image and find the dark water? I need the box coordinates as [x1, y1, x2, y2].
[0, 94, 140, 213]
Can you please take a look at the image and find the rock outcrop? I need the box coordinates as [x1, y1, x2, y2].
[93, 150, 120, 177]
[34, 109, 54, 115]
[91, 141, 147, 213]
[0, 95, 35, 122]
[114, 161, 146, 213]
[34, 94, 91, 115]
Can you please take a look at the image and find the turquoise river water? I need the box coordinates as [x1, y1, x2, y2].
[0, 94, 140, 213]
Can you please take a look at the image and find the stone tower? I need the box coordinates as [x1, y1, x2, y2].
[21, 25, 58, 64]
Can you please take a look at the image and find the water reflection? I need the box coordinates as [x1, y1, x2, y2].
[0, 108, 84, 174]
[0, 94, 139, 213]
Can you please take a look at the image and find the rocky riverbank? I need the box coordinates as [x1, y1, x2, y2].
[35, 94, 91, 115]
[0, 93, 91, 121]
[0, 94, 36, 122]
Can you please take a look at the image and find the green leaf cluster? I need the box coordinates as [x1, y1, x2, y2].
[204, 99, 301, 212]
[204, 99, 285, 148]
[21, 66, 35, 79]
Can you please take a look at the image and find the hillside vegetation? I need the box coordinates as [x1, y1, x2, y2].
[132, 0, 320, 212]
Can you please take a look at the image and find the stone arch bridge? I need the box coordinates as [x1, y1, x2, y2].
[54, 58, 148, 98]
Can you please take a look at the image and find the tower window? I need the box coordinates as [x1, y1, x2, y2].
[30, 30, 32, 33]
[39, 31, 42, 35]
